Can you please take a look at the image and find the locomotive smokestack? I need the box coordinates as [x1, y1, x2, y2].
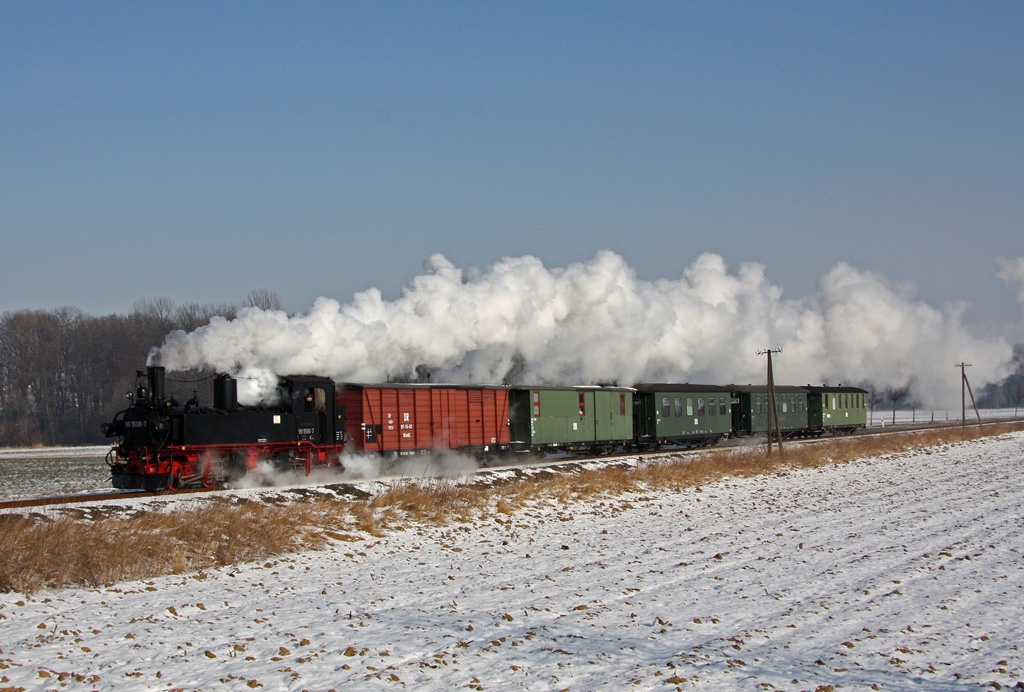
[147, 366, 165, 401]
[213, 373, 238, 410]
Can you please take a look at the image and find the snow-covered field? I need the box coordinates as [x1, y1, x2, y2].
[868, 407, 1022, 427]
[1, 433, 1023, 691]
[0, 446, 111, 500]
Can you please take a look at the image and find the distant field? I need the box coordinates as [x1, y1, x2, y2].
[0, 447, 111, 500]
[867, 407, 1022, 426]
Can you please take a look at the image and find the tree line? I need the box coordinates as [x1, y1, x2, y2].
[0, 291, 281, 448]
[978, 344, 1024, 414]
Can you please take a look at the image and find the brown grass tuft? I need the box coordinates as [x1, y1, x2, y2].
[371, 480, 489, 525]
[0, 500, 349, 593]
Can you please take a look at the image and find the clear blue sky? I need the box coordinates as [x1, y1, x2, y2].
[2, 1, 1023, 338]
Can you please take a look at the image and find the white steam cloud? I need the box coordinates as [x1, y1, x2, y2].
[151, 251, 1017, 408]
[998, 257, 1024, 311]
[225, 451, 479, 488]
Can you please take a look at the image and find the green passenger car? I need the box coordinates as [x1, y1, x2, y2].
[632, 384, 733, 449]
[509, 386, 633, 454]
[804, 386, 868, 434]
[730, 385, 810, 437]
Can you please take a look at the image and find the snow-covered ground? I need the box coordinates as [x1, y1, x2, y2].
[1, 433, 1023, 691]
[0, 447, 112, 501]
[0, 446, 111, 459]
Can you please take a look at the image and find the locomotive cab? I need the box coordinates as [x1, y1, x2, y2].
[277, 375, 334, 446]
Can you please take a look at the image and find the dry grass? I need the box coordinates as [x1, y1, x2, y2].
[371, 480, 490, 525]
[2, 422, 1021, 593]
[0, 501, 350, 594]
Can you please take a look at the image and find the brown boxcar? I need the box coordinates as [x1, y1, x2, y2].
[336, 384, 511, 455]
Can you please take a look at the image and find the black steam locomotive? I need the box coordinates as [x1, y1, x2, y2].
[102, 366, 343, 489]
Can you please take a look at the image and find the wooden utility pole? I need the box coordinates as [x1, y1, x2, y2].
[956, 362, 984, 430]
[757, 348, 783, 455]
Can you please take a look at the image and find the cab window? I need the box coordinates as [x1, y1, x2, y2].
[305, 387, 326, 412]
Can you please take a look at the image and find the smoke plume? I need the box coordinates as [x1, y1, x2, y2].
[151, 251, 1016, 408]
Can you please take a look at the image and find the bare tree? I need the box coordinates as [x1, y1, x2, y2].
[174, 302, 237, 333]
[859, 381, 884, 425]
[0, 308, 84, 445]
[132, 297, 176, 325]
[243, 289, 282, 312]
[885, 384, 911, 426]
[0, 310, 47, 445]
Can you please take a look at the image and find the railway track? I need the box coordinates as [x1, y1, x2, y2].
[3, 418, 1019, 512]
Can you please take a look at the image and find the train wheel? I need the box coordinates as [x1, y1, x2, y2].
[270, 452, 292, 473]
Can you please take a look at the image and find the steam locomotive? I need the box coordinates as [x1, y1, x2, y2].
[102, 366, 867, 490]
